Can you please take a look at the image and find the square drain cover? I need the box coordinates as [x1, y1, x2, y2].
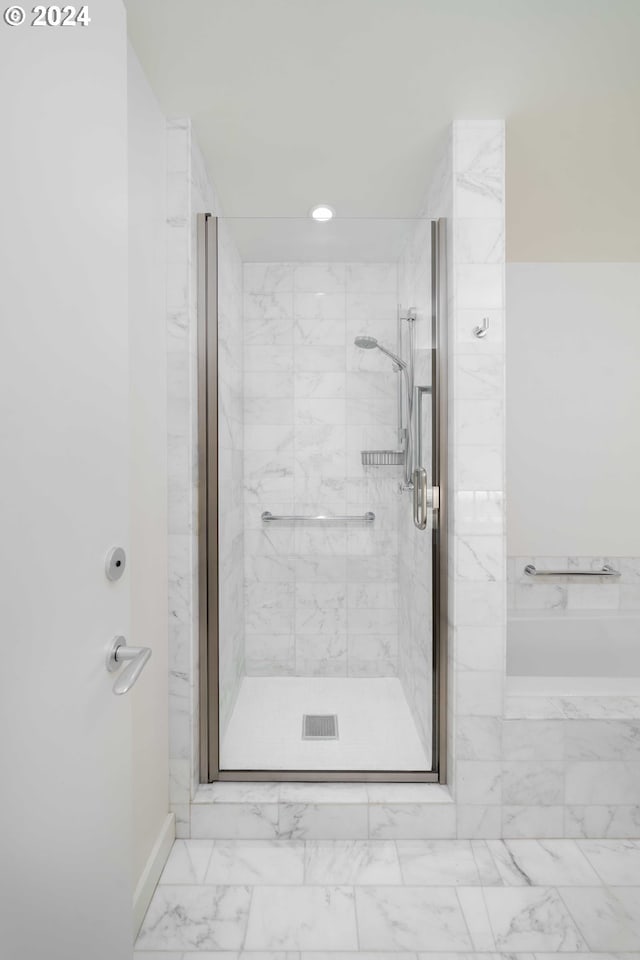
[302, 714, 339, 740]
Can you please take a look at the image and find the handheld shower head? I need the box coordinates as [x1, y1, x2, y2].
[354, 335, 407, 371]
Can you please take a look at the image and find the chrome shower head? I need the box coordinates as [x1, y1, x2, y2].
[354, 335, 407, 371]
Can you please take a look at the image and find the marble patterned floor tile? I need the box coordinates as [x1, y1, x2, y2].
[355, 886, 473, 951]
[279, 783, 368, 804]
[277, 802, 368, 840]
[175, 954, 301, 960]
[190, 802, 280, 840]
[136, 885, 251, 951]
[559, 886, 640, 951]
[205, 840, 305, 885]
[396, 840, 484, 885]
[416, 954, 535, 960]
[487, 840, 602, 886]
[482, 887, 587, 952]
[470, 839, 504, 884]
[303, 840, 402, 885]
[529, 954, 636, 960]
[194, 782, 282, 803]
[303, 954, 416, 960]
[365, 783, 452, 803]
[368, 802, 457, 839]
[175, 954, 240, 960]
[244, 886, 358, 950]
[239, 954, 301, 960]
[159, 840, 214, 884]
[133, 953, 183, 960]
[577, 838, 640, 884]
[456, 887, 496, 950]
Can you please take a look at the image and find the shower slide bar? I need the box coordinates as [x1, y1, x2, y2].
[261, 510, 375, 525]
[524, 563, 620, 577]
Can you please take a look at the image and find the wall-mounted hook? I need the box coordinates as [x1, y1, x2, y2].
[473, 316, 489, 339]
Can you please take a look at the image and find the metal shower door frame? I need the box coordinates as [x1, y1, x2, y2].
[198, 214, 448, 784]
[198, 213, 220, 781]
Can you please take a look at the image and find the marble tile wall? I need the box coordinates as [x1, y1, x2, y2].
[425, 120, 507, 837]
[509, 555, 640, 610]
[503, 696, 640, 838]
[242, 261, 402, 679]
[451, 122, 506, 839]
[166, 119, 244, 837]
[166, 118, 196, 838]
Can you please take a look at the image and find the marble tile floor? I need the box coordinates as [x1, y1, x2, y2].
[220, 677, 431, 771]
[136, 838, 640, 956]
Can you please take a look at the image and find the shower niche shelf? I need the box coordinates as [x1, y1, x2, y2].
[361, 450, 405, 466]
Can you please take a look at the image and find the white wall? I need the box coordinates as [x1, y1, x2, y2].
[127, 47, 170, 896]
[507, 263, 640, 556]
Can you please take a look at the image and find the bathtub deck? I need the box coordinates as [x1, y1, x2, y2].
[506, 676, 640, 719]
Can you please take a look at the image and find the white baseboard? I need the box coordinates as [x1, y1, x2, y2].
[133, 811, 175, 937]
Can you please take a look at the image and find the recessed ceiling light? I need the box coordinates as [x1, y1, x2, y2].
[310, 204, 335, 222]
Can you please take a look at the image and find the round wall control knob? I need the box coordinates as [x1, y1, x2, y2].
[105, 546, 126, 581]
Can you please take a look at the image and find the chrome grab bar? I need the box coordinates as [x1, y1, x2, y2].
[106, 636, 152, 695]
[261, 511, 375, 525]
[524, 563, 620, 578]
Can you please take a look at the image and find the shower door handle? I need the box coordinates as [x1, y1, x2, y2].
[105, 636, 152, 695]
[413, 467, 428, 530]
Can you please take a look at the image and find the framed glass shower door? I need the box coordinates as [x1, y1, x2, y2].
[198, 215, 447, 782]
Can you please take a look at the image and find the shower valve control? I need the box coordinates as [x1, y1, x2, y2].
[105, 546, 126, 582]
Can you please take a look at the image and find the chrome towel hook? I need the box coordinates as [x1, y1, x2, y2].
[473, 316, 489, 339]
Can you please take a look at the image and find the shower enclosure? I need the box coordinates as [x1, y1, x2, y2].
[198, 216, 447, 781]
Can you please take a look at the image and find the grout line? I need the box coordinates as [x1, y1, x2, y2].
[240, 883, 255, 952]
[478, 882, 499, 951]
[394, 838, 408, 885]
[454, 886, 478, 951]
[352, 882, 361, 951]
[555, 883, 603, 948]
[201, 838, 216, 882]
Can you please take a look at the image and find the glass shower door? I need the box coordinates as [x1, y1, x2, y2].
[198, 215, 446, 781]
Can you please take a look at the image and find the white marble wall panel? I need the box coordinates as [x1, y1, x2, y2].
[242, 261, 401, 679]
[435, 121, 507, 833]
[501, 710, 640, 838]
[509, 555, 640, 611]
[166, 120, 244, 835]
[166, 119, 196, 835]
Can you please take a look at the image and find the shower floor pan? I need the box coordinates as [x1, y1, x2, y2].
[220, 676, 431, 772]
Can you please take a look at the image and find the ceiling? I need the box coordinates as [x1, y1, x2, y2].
[219, 217, 425, 262]
[126, 0, 640, 260]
